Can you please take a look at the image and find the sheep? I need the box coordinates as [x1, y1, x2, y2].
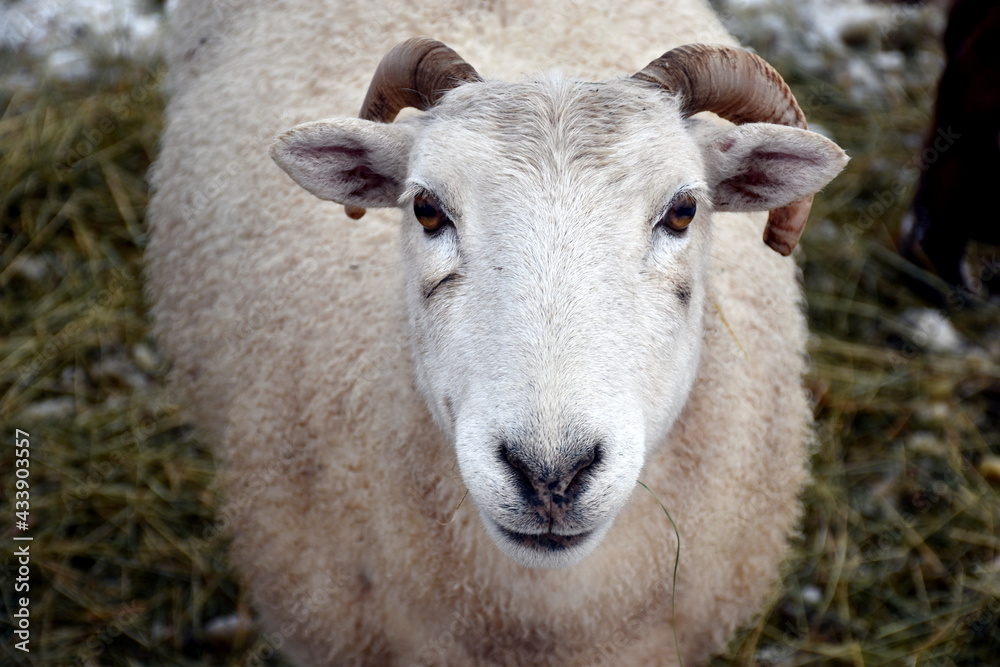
[899, 0, 1000, 296]
[146, 1, 848, 664]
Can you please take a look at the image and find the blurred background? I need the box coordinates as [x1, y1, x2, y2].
[0, 0, 997, 664]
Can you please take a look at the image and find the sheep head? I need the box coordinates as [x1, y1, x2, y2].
[271, 39, 848, 569]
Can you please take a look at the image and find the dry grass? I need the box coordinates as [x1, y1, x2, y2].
[1, 14, 998, 666]
[0, 51, 274, 666]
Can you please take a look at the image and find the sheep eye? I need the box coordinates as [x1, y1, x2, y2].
[658, 193, 697, 232]
[413, 193, 450, 233]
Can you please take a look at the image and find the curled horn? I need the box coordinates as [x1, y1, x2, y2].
[345, 38, 482, 219]
[633, 44, 810, 255]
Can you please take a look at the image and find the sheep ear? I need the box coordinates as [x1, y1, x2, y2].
[270, 118, 412, 208]
[701, 123, 848, 212]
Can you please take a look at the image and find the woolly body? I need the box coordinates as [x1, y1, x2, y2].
[148, 1, 826, 664]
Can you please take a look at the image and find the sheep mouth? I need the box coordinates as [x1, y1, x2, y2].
[496, 525, 594, 551]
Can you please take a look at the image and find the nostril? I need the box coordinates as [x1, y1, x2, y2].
[499, 443, 537, 497]
[573, 445, 598, 476]
[499, 441, 601, 502]
[564, 444, 600, 496]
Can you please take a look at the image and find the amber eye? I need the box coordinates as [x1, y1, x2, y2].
[658, 193, 697, 232]
[413, 193, 451, 232]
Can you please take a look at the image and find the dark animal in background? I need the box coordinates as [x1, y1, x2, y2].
[899, 0, 1000, 294]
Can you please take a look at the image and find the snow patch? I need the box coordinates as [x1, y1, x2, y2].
[1, 0, 164, 79]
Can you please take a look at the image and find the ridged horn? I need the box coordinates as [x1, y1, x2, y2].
[345, 38, 482, 220]
[633, 44, 810, 255]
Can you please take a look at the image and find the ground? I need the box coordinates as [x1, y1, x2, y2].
[0, 0, 998, 665]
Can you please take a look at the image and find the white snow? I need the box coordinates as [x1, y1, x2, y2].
[721, 0, 946, 101]
[900, 308, 968, 355]
[1, 0, 165, 79]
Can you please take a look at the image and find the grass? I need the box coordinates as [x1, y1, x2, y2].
[0, 50, 271, 665]
[1, 11, 999, 666]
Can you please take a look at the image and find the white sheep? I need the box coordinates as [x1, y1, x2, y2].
[147, 0, 848, 664]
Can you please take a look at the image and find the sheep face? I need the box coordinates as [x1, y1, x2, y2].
[271, 77, 848, 569]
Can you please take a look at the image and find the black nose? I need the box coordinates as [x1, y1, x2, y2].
[500, 441, 600, 516]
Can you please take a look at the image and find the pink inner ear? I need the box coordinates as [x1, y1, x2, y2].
[738, 169, 771, 186]
[719, 171, 769, 204]
[750, 149, 822, 165]
[720, 149, 826, 203]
